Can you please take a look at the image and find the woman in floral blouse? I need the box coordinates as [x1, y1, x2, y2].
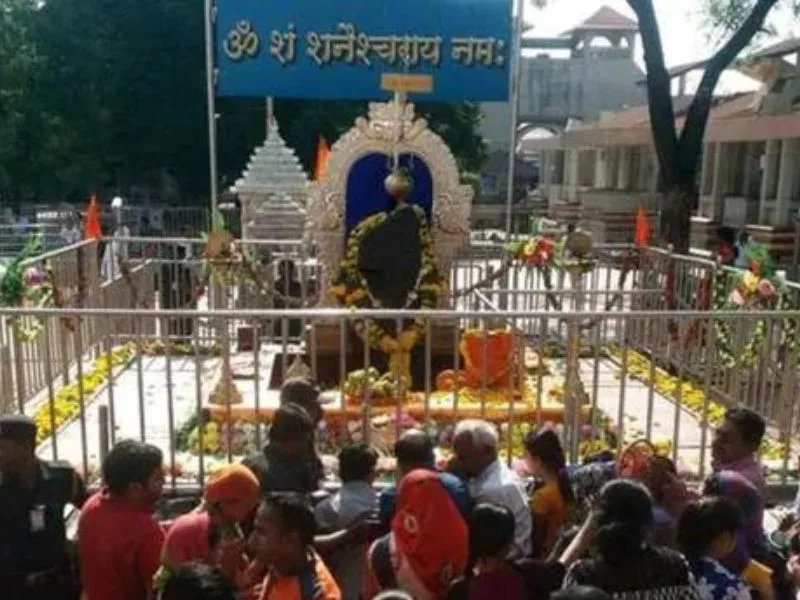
[678, 497, 752, 600]
[563, 480, 701, 600]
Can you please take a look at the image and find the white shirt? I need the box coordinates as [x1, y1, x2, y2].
[468, 459, 532, 558]
[315, 481, 377, 599]
[61, 227, 81, 245]
[100, 226, 130, 281]
[735, 243, 751, 268]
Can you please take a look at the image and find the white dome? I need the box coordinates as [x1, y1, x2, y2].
[235, 120, 309, 241]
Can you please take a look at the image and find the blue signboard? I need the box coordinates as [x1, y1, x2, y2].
[215, 0, 512, 101]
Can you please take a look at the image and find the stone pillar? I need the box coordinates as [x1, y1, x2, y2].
[617, 147, 631, 191]
[634, 147, 648, 191]
[541, 151, 551, 198]
[567, 149, 580, 202]
[594, 148, 608, 189]
[759, 139, 780, 223]
[699, 143, 712, 197]
[650, 149, 660, 194]
[605, 148, 617, 190]
[710, 142, 727, 220]
[775, 138, 800, 225]
[742, 143, 753, 198]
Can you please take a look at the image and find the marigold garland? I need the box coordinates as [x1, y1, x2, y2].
[712, 251, 780, 368]
[33, 345, 134, 444]
[330, 204, 443, 381]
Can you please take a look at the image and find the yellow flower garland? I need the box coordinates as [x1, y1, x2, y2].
[331, 204, 444, 382]
[33, 345, 134, 443]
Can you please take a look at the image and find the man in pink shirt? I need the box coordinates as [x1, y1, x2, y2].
[711, 407, 766, 493]
[78, 440, 165, 600]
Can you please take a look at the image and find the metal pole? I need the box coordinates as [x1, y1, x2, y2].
[792, 210, 800, 282]
[266, 97, 274, 137]
[503, 0, 525, 241]
[98, 405, 110, 466]
[204, 0, 219, 214]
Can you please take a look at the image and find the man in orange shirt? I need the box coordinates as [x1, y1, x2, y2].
[78, 440, 165, 600]
[248, 493, 341, 600]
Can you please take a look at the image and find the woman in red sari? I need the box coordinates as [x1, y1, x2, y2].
[366, 469, 469, 599]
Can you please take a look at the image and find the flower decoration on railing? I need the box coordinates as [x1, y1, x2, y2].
[728, 243, 778, 308]
[0, 234, 54, 341]
[729, 270, 778, 307]
[506, 235, 562, 269]
[504, 229, 567, 310]
[199, 210, 243, 286]
[713, 242, 783, 368]
[197, 210, 268, 299]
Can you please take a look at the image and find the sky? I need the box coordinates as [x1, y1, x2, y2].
[525, 0, 800, 93]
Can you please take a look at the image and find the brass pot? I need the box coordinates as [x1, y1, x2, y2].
[565, 230, 593, 258]
[384, 168, 413, 201]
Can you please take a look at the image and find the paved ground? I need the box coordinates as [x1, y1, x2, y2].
[580, 359, 709, 475]
[35, 344, 713, 479]
[37, 354, 222, 476]
[28, 261, 718, 481]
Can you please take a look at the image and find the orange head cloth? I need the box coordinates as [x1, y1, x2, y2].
[313, 136, 330, 182]
[204, 464, 260, 523]
[635, 204, 650, 248]
[83, 195, 102, 240]
[391, 469, 468, 597]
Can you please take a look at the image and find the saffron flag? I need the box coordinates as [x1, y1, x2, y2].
[83, 195, 102, 240]
[634, 204, 650, 248]
[314, 137, 330, 182]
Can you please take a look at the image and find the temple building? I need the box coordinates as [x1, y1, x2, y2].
[526, 38, 800, 258]
[233, 120, 308, 242]
[476, 5, 647, 224]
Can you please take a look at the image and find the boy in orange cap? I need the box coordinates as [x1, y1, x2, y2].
[155, 465, 260, 590]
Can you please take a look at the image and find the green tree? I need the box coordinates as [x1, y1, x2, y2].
[630, 0, 796, 252]
[0, 0, 39, 202]
[533, 0, 795, 252]
[0, 0, 488, 205]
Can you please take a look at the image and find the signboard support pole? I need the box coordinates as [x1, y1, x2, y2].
[504, 0, 525, 241]
[204, 0, 219, 214]
[266, 97, 274, 136]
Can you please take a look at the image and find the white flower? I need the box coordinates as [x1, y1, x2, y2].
[696, 576, 717, 600]
[724, 583, 752, 600]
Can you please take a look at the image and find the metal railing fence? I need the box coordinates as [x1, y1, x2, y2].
[0, 306, 798, 494]
[2, 235, 800, 493]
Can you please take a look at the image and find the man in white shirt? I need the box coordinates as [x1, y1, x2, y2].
[60, 214, 82, 246]
[453, 419, 532, 558]
[735, 231, 753, 269]
[101, 197, 130, 281]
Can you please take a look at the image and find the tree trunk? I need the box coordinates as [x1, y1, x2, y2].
[659, 186, 696, 254]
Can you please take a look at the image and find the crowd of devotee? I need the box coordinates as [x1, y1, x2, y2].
[4, 376, 800, 600]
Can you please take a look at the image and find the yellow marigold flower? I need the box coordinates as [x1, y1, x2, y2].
[523, 241, 537, 257]
[379, 335, 399, 353]
[399, 329, 418, 350]
[345, 289, 366, 304]
[419, 283, 441, 293]
[742, 271, 759, 294]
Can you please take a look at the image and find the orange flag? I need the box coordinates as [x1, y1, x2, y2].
[634, 205, 651, 248]
[83, 195, 102, 240]
[313, 137, 330, 181]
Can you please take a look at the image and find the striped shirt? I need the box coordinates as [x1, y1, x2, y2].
[259, 552, 341, 600]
